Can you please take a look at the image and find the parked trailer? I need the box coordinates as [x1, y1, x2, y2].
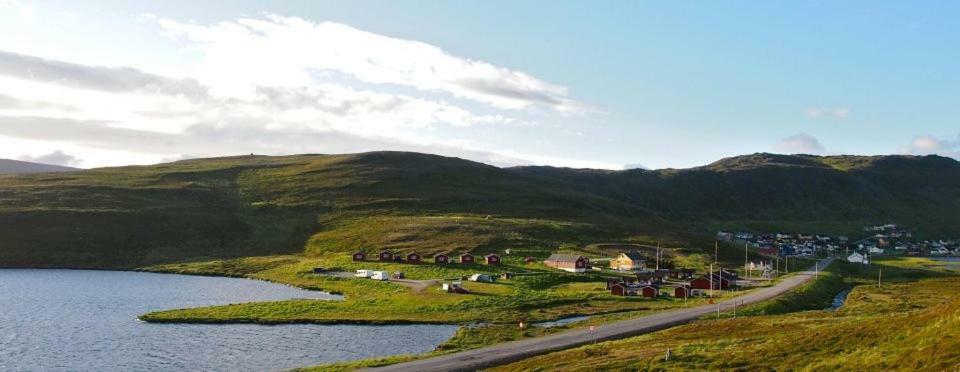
[355, 269, 372, 278]
[371, 271, 389, 281]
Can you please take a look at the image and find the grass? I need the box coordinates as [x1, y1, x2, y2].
[491, 258, 960, 371]
[139, 253, 737, 325]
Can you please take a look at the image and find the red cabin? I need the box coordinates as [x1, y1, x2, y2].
[379, 251, 394, 262]
[434, 254, 449, 265]
[610, 283, 627, 296]
[406, 252, 422, 263]
[690, 277, 713, 290]
[485, 254, 501, 265]
[674, 286, 691, 299]
[459, 253, 475, 264]
[352, 252, 366, 262]
[641, 286, 658, 298]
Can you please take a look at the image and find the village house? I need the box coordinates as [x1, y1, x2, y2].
[485, 253, 501, 265]
[610, 250, 645, 271]
[459, 253, 475, 264]
[379, 250, 394, 262]
[674, 285, 692, 299]
[352, 251, 366, 261]
[641, 285, 659, 298]
[434, 253, 450, 264]
[406, 252, 422, 263]
[847, 252, 869, 264]
[543, 253, 589, 273]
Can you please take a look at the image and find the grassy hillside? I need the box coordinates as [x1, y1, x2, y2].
[0, 151, 958, 268]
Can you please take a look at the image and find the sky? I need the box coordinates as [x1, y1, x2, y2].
[0, 1, 958, 170]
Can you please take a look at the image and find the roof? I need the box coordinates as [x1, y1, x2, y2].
[620, 250, 644, 261]
[485, 253, 500, 257]
[545, 253, 586, 262]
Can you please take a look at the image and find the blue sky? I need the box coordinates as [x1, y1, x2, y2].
[0, 1, 957, 169]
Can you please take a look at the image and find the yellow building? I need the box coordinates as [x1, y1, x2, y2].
[610, 250, 645, 271]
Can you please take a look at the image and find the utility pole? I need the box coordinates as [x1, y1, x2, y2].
[709, 263, 714, 298]
[656, 241, 661, 271]
[878, 268, 882, 289]
[815, 261, 819, 278]
[744, 242, 749, 279]
[715, 241, 719, 264]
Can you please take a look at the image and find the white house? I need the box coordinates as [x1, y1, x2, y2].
[847, 252, 869, 264]
[868, 247, 885, 255]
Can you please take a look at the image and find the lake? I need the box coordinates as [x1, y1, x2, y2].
[0, 269, 457, 371]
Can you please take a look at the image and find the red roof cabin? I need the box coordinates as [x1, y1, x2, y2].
[641, 286, 658, 298]
[543, 254, 589, 273]
[485, 253, 501, 265]
[352, 251, 366, 262]
[406, 252, 422, 263]
[610, 283, 628, 296]
[379, 251, 394, 262]
[690, 277, 714, 290]
[434, 253, 450, 265]
[674, 286, 692, 299]
[459, 253, 475, 264]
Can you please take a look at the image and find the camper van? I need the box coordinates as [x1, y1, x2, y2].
[355, 269, 371, 278]
[370, 271, 389, 281]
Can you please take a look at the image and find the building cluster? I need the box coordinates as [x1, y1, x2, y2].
[719, 231, 846, 258]
[351, 250, 502, 265]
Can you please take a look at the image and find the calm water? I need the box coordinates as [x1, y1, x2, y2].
[0, 269, 457, 371]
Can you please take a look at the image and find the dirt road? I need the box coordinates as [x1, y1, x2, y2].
[366, 258, 833, 372]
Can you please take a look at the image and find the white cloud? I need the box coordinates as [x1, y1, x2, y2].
[156, 14, 582, 112]
[0, 13, 605, 170]
[806, 107, 850, 119]
[773, 133, 825, 154]
[899, 134, 960, 159]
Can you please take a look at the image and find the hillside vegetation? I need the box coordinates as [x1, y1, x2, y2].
[1, 151, 958, 268]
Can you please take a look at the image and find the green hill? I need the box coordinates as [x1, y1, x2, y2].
[0, 151, 958, 268]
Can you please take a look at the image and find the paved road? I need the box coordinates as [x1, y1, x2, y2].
[367, 258, 833, 372]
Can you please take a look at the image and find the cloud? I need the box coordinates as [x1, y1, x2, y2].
[773, 133, 826, 154]
[156, 14, 582, 112]
[0, 50, 208, 98]
[806, 107, 850, 119]
[899, 134, 960, 159]
[0, 13, 601, 170]
[18, 150, 80, 166]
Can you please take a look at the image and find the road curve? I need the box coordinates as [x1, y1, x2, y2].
[366, 258, 833, 372]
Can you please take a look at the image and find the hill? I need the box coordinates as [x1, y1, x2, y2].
[0, 151, 958, 268]
[0, 159, 79, 174]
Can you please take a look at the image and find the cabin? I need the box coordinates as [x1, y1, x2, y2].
[543, 253, 589, 273]
[848, 252, 869, 264]
[670, 268, 696, 280]
[434, 253, 450, 264]
[406, 252, 422, 263]
[460, 253, 475, 264]
[610, 283, 628, 296]
[352, 251, 366, 261]
[690, 277, 715, 290]
[674, 285, 692, 299]
[485, 253, 502, 265]
[606, 278, 622, 290]
[610, 250, 645, 271]
[641, 286, 658, 298]
[379, 250, 394, 262]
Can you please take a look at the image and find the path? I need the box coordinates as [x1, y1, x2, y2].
[366, 258, 833, 372]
